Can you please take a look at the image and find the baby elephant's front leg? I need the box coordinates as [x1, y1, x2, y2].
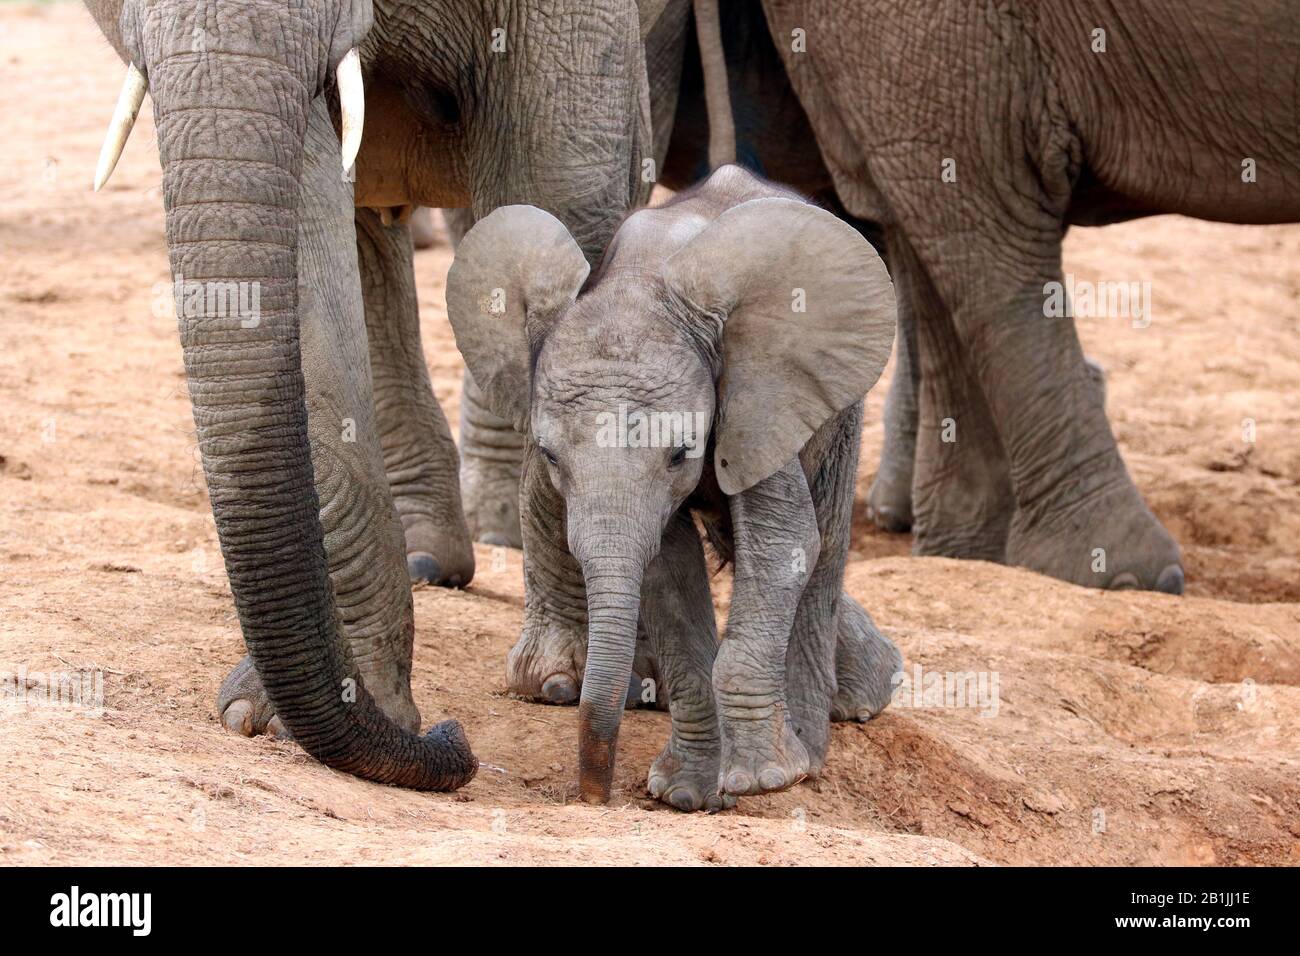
[642, 511, 735, 812]
[715, 460, 818, 797]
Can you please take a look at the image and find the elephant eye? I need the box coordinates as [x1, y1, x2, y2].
[540, 446, 559, 467]
[669, 446, 688, 468]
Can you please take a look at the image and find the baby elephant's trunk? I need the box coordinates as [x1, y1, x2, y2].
[570, 508, 655, 803]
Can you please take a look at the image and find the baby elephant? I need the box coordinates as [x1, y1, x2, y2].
[448, 165, 900, 809]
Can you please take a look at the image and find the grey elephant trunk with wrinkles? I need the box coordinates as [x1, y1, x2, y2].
[126, 0, 475, 789]
[568, 506, 657, 804]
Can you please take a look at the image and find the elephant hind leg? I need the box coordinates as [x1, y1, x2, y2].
[443, 208, 527, 550]
[355, 207, 475, 588]
[866, 301, 920, 533]
[891, 229, 1015, 562]
[830, 594, 901, 723]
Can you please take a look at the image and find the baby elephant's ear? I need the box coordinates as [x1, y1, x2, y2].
[663, 197, 896, 496]
[445, 206, 590, 432]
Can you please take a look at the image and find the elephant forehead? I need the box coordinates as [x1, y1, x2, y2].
[536, 358, 693, 408]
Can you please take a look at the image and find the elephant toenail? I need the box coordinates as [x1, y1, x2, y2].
[266, 715, 291, 740]
[407, 552, 442, 585]
[668, 789, 698, 811]
[1156, 564, 1185, 595]
[707, 793, 736, 813]
[648, 776, 666, 798]
[221, 699, 253, 736]
[1109, 572, 1140, 590]
[725, 771, 752, 794]
[758, 768, 787, 791]
[541, 673, 578, 704]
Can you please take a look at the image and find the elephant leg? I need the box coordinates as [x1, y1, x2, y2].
[642, 511, 734, 812]
[508, 450, 662, 707]
[785, 406, 863, 772]
[891, 230, 1015, 562]
[715, 459, 815, 797]
[831, 594, 902, 723]
[507, 448, 592, 703]
[899, 217, 1183, 592]
[866, 282, 921, 533]
[218, 105, 421, 737]
[354, 206, 475, 587]
[459, 368, 526, 547]
[443, 207, 527, 548]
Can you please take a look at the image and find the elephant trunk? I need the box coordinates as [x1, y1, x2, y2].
[152, 38, 475, 789]
[569, 507, 657, 804]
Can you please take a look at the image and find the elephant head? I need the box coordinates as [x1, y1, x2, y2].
[447, 179, 895, 800]
[85, 0, 654, 790]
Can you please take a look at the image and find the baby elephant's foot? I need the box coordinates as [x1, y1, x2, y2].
[508, 620, 658, 709]
[507, 621, 585, 704]
[216, 656, 291, 740]
[648, 742, 736, 812]
[716, 702, 811, 797]
[831, 595, 903, 722]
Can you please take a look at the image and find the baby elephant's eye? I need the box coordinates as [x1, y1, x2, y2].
[669, 446, 688, 468]
[541, 447, 559, 467]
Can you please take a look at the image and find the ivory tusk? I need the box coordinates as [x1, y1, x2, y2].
[93, 63, 148, 192]
[337, 48, 364, 173]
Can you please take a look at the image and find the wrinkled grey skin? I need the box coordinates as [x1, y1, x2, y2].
[644, 0, 1300, 595]
[450, 1, 696, 549]
[85, 0, 650, 788]
[448, 165, 901, 809]
[755, 0, 1300, 592]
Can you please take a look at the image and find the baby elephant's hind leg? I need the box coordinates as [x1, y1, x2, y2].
[831, 595, 901, 723]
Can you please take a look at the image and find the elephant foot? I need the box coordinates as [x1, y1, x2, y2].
[507, 620, 661, 709]
[461, 456, 523, 549]
[714, 698, 810, 797]
[648, 740, 735, 812]
[402, 516, 476, 588]
[217, 656, 289, 739]
[865, 469, 914, 533]
[217, 655, 421, 740]
[830, 595, 902, 723]
[1007, 478, 1184, 594]
[506, 619, 586, 704]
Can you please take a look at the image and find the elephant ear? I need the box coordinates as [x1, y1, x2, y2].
[445, 205, 590, 432]
[663, 197, 896, 496]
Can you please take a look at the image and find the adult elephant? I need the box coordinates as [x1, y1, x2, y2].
[85, 0, 654, 788]
[661, 0, 1299, 594]
[754, 0, 1300, 593]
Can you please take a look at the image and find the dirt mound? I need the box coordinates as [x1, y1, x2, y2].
[1, 4, 1296, 866]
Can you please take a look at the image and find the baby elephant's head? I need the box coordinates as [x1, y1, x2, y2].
[447, 197, 895, 802]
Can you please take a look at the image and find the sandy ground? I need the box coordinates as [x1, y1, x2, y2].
[1, 3, 1298, 866]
